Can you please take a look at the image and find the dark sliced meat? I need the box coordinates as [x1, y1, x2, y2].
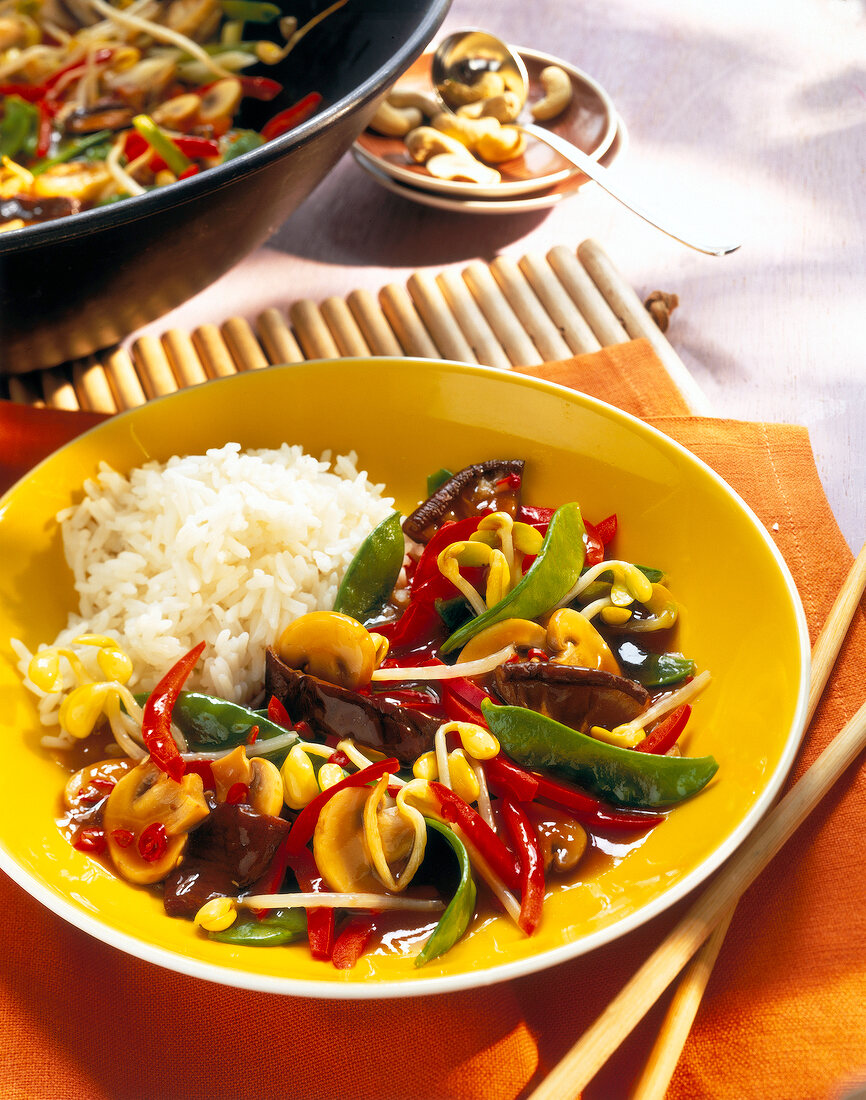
[163, 802, 290, 917]
[1, 194, 80, 224]
[64, 103, 135, 133]
[266, 648, 440, 764]
[402, 459, 524, 543]
[492, 661, 648, 733]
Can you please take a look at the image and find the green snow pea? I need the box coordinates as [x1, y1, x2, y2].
[426, 467, 453, 496]
[333, 511, 404, 624]
[481, 700, 718, 808]
[614, 640, 695, 688]
[0, 95, 38, 159]
[441, 501, 586, 654]
[208, 907, 306, 946]
[415, 819, 476, 967]
[134, 690, 295, 756]
[222, 129, 264, 162]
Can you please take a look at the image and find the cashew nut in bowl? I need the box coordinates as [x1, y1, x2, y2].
[425, 153, 502, 185]
[368, 100, 423, 138]
[440, 70, 505, 106]
[404, 126, 474, 164]
[457, 91, 523, 124]
[530, 65, 573, 121]
[431, 111, 500, 153]
[386, 87, 441, 119]
[475, 126, 527, 164]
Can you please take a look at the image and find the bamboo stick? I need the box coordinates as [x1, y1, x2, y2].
[289, 300, 341, 360]
[379, 283, 439, 359]
[222, 316, 268, 371]
[518, 253, 600, 355]
[462, 261, 542, 366]
[41, 368, 79, 410]
[256, 308, 304, 365]
[101, 346, 147, 410]
[436, 269, 512, 370]
[407, 271, 477, 363]
[490, 255, 572, 363]
[162, 329, 208, 390]
[192, 324, 238, 379]
[577, 239, 710, 414]
[547, 244, 630, 348]
[320, 296, 371, 357]
[347, 289, 403, 356]
[530, 542, 866, 1100]
[630, 540, 866, 1100]
[7, 374, 44, 407]
[132, 335, 179, 399]
[72, 356, 118, 413]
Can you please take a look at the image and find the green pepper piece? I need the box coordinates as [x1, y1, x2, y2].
[208, 907, 306, 946]
[333, 511, 404, 624]
[426, 467, 453, 496]
[614, 640, 695, 687]
[415, 819, 476, 967]
[482, 699, 718, 808]
[441, 501, 586, 654]
[30, 130, 113, 176]
[219, 0, 281, 21]
[0, 96, 38, 159]
[222, 129, 264, 162]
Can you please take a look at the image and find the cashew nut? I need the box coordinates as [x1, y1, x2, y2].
[404, 126, 474, 164]
[530, 65, 573, 121]
[425, 154, 502, 185]
[457, 92, 523, 124]
[386, 87, 440, 118]
[152, 93, 202, 129]
[475, 126, 527, 164]
[546, 608, 620, 674]
[431, 111, 500, 152]
[197, 77, 242, 124]
[441, 71, 505, 106]
[368, 100, 423, 138]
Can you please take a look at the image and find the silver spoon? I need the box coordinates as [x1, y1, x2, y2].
[432, 30, 741, 257]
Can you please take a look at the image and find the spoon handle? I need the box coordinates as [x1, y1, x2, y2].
[521, 122, 741, 257]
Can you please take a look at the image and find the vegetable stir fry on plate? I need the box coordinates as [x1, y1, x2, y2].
[20, 458, 717, 970]
[0, 0, 344, 231]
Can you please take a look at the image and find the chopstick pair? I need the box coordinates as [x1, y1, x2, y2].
[529, 540, 866, 1100]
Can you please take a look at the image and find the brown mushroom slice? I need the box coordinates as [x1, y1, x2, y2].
[266, 648, 440, 765]
[210, 745, 283, 816]
[313, 786, 415, 894]
[64, 103, 136, 134]
[492, 661, 649, 733]
[402, 459, 525, 543]
[163, 802, 291, 917]
[103, 760, 210, 885]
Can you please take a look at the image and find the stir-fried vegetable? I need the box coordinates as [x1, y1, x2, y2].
[21, 455, 717, 973]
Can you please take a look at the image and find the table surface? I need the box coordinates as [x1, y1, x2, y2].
[133, 0, 865, 555]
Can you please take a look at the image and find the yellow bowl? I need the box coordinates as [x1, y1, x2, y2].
[0, 359, 809, 998]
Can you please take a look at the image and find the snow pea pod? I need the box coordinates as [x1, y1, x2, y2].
[481, 700, 718, 808]
[134, 691, 293, 752]
[614, 640, 695, 688]
[333, 511, 404, 625]
[415, 819, 476, 967]
[208, 907, 306, 946]
[441, 502, 586, 654]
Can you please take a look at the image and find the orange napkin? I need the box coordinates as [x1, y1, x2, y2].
[1, 339, 864, 1100]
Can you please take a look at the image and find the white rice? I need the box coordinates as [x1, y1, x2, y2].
[36, 442, 393, 704]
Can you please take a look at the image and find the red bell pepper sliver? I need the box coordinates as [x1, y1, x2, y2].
[634, 704, 692, 755]
[178, 164, 200, 179]
[430, 782, 521, 892]
[487, 755, 664, 834]
[261, 91, 322, 141]
[246, 724, 260, 745]
[500, 798, 545, 936]
[286, 849, 334, 960]
[184, 759, 215, 790]
[484, 755, 539, 803]
[583, 521, 605, 567]
[0, 83, 47, 102]
[332, 916, 377, 970]
[411, 516, 484, 591]
[516, 504, 554, 527]
[267, 695, 291, 728]
[594, 513, 618, 545]
[440, 679, 486, 725]
[376, 595, 442, 652]
[285, 758, 399, 856]
[36, 103, 52, 157]
[226, 782, 249, 805]
[141, 640, 205, 783]
[73, 828, 106, 854]
[249, 835, 291, 899]
[196, 75, 283, 101]
[326, 749, 352, 769]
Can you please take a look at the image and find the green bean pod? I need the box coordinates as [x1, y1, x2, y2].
[333, 510, 404, 625]
[208, 907, 307, 946]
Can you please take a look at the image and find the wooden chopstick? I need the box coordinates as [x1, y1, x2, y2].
[631, 539, 866, 1099]
[530, 541, 866, 1100]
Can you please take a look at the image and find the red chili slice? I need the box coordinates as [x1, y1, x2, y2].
[141, 641, 204, 782]
[138, 822, 168, 863]
[110, 829, 135, 849]
[73, 828, 107, 854]
[267, 695, 291, 728]
[286, 849, 334, 960]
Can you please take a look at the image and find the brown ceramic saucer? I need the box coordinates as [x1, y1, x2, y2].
[353, 45, 618, 200]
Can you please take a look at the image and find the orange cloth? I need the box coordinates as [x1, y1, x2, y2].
[1, 339, 864, 1100]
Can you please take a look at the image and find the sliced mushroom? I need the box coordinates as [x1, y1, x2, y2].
[492, 661, 648, 733]
[210, 745, 283, 816]
[103, 760, 209, 885]
[198, 78, 242, 125]
[64, 103, 135, 134]
[402, 459, 524, 543]
[266, 648, 440, 764]
[457, 618, 547, 665]
[64, 758, 135, 810]
[275, 611, 379, 690]
[546, 608, 621, 674]
[313, 786, 414, 893]
[32, 162, 113, 202]
[528, 804, 588, 873]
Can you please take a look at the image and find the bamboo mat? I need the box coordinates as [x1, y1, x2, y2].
[3, 239, 707, 416]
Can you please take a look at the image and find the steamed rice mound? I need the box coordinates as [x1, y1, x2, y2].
[52, 443, 394, 703]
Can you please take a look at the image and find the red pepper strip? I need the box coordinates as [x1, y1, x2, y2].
[594, 513, 618, 545]
[178, 165, 200, 179]
[261, 91, 323, 141]
[495, 473, 522, 491]
[486, 755, 664, 834]
[430, 782, 521, 892]
[184, 759, 215, 790]
[634, 704, 691, 755]
[44, 48, 114, 91]
[286, 848, 334, 960]
[411, 516, 484, 591]
[249, 835, 291, 898]
[375, 595, 443, 652]
[195, 75, 283, 101]
[583, 520, 605, 567]
[73, 828, 107, 854]
[124, 132, 219, 168]
[141, 641, 205, 783]
[285, 758, 399, 856]
[332, 916, 377, 970]
[372, 687, 443, 711]
[267, 694, 291, 728]
[500, 798, 545, 935]
[36, 103, 52, 157]
[0, 83, 46, 102]
[327, 749, 352, 769]
[517, 505, 554, 526]
[440, 679, 486, 725]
